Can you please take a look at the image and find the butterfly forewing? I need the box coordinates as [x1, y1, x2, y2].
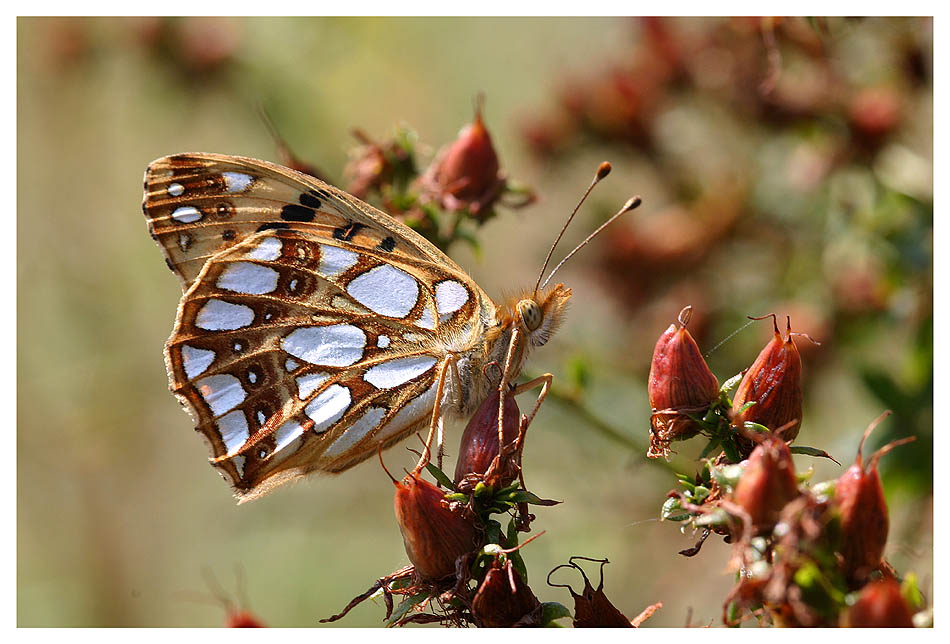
[142, 153, 468, 291]
[144, 154, 496, 500]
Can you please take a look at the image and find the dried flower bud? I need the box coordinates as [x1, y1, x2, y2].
[731, 315, 804, 441]
[648, 306, 719, 458]
[835, 412, 915, 583]
[472, 558, 542, 627]
[393, 471, 479, 581]
[730, 436, 799, 535]
[550, 558, 634, 628]
[841, 578, 914, 628]
[418, 99, 504, 216]
[344, 129, 396, 199]
[454, 388, 521, 488]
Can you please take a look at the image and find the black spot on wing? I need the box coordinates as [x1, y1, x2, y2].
[222, 229, 236, 241]
[281, 204, 316, 222]
[300, 191, 321, 209]
[257, 222, 290, 232]
[378, 236, 396, 252]
[332, 222, 366, 242]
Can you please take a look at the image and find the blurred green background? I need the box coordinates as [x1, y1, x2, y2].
[17, 17, 932, 627]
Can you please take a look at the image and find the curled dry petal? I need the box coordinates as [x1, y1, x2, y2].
[647, 306, 719, 458]
[732, 315, 804, 441]
[393, 472, 479, 581]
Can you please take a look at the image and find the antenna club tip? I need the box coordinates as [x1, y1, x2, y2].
[595, 162, 612, 180]
[623, 195, 642, 211]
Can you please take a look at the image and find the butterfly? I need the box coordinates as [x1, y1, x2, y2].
[143, 153, 637, 502]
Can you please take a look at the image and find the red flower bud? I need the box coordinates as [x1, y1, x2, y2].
[472, 558, 542, 627]
[730, 436, 799, 535]
[419, 100, 504, 216]
[344, 129, 396, 200]
[454, 388, 521, 488]
[841, 578, 914, 628]
[392, 471, 479, 581]
[648, 306, 719, 458]
[836, 411, 915, 583]
[732, 315, 805, 441]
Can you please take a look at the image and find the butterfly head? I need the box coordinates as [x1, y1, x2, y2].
[512, 283, 572, 348]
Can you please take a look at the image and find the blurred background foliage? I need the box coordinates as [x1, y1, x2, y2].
[17, 16, 931, 626]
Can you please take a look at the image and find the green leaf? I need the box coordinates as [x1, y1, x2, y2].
[790, 445, 841, 465]
[426, 462, 456, 490]
[691, 485, 711, 503]
[694, 508, 730, 527]
[722, 440, 741, 463]
[742, 421, 770, 434]
[484, 520, 503, 546]
[386, 590, 430, 626]
[506, 519, 529, 584]
[661, 496, 691, 522]
[721, 373, 743, 394]
[901, 573, 924, 610]
[699, 437, 721, 459]
[541, 601, 573, 626]
[505, 490, 561, 506]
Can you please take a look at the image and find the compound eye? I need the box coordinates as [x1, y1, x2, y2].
[517, 300, 543, 332]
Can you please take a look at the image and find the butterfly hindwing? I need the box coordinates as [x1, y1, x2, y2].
[164, 226, 484, 500]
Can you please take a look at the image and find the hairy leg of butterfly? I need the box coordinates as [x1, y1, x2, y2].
[509, 374, 554, 491]
[411, 354, 457, 476]
[497, 327, 525, 457]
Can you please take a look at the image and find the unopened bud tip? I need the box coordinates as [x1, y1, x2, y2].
[596, 162, 612, 180]
[623, 195, 642, 212]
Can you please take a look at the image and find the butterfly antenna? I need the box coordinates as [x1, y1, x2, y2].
[533, 162, 613, 295]
[540, 195, 642, 290]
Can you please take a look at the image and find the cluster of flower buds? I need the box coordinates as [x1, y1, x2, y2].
[647, 306, 719, 458]
[647, 309, 810, 462]
[708, 412, 920, 626]
[339, 102, 534, 253]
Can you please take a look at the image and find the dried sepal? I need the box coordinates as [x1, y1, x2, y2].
[547, 557, 636, 627]
[648, 306, 720, 458]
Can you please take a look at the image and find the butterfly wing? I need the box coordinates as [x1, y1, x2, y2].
[142, 152, 468, 292]
[143, 154, 495, 501]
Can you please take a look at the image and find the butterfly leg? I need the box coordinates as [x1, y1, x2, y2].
[411, 354, 457, 476]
